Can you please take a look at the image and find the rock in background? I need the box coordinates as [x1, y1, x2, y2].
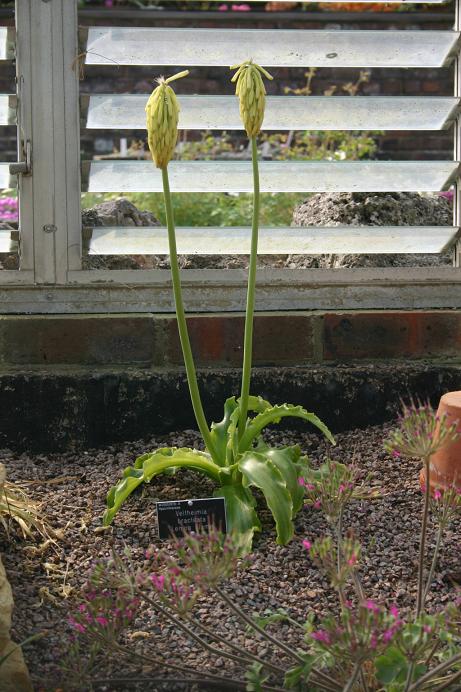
[289, 192, 452, 269]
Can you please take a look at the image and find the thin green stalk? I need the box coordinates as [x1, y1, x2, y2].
[238, 136, 259, 439]
[343, 663, 362, 692]
[404, 660, 416, 692]
[423, 520, 444, 602]
[408, 652, 461, 690]
[162, 167, 218, 462]
[432, 667, 461, 691]
[416, 456, 431, 617]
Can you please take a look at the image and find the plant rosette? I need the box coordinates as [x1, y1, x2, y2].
[103, 65, 334, 551]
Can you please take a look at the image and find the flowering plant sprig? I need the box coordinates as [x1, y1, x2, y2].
[104, 66, 334, 551]
[385, 400, 459, 620]
[299, 458, 378, 527]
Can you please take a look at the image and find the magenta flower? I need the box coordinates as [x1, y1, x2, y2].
[311, 630, 331, 644]
[390, 604, 399, 619]
[302, 539, 312, 551]
[365, 600, 379, 613]
[150, 574, 165, 591]
[298, 477, 306, 486]
[96, 615, 109, 627]
[218, 3, 228, 8]
[69, 616, 86, 634]
[231, 3, 250, 9]
[313, 499, 321, 510]
[433, 488, 442, 501]
[347, 553, 357, 566]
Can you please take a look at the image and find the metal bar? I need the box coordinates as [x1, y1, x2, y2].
[85, 28, 460, 69]
[86, 225, 459, 256]
[85, 95, 460, 132]
[84, 160, 460, 194]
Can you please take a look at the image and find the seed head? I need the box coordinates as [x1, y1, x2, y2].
[230, 59, 273, 138]
[145, 70, 189, 169]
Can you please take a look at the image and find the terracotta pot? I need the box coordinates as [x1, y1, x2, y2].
[421, 391, 461, 492]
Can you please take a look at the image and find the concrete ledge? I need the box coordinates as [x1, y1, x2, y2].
[2, 362, 461, 452]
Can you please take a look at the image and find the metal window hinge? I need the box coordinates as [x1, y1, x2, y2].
[9, 139, 31, 176]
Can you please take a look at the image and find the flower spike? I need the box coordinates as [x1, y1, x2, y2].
[145, 70, 189, 169]
[230, 59, 273, 138]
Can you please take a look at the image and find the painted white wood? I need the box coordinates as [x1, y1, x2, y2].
[14, 0, 82, 283]
[87, 226, 459, 256]
[0, 230, 15, 253]
[85, 28, 460, 69]
[86, 160, 459, 193]
[86, 95, 460, 132]
[0, 267, 457, 312]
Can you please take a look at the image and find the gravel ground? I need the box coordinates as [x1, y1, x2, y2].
[2, 421, 461, 690]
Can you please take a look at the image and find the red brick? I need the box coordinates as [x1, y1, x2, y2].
[160, 314, 316, 367]
[323, 311, 461, 361]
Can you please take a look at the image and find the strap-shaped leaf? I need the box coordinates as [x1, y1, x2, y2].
[104, 447, 220, 526]
[214, 484, 260, 553]
[263, 446, 305, 516]
[238, 451, 294, 545]
[239, 404, 335, 452]
[210, 396, 239, 466]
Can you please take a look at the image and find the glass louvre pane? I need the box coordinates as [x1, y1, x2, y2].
[0, 96, 15, 126]
[0, 28, 10, 62]
[85, 161, 459, 194]
[87, 226, 459, 256]
[86, 95, 459, 132]
[0, 163, 14, 189]
[0, 229, 15, 252]
[85, 28, 460, 69]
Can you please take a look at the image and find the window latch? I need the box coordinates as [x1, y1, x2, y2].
[9, 139, 31, 176]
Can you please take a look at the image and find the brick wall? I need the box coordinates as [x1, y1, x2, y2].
[1, 311, 460, 367]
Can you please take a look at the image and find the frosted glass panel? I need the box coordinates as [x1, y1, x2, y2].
[87, 226, 458, 256]
[85, 28, 459, 68]
[0, 28, 9, 62]
[86, 95, 459, 132]
[0, 163, 13, 189]
[0, 230, 14, 253]
[86, 161, 459, 193]
[0, 96, 15, 126]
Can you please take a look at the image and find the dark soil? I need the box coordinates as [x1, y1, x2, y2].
[2, 422, 461, 690]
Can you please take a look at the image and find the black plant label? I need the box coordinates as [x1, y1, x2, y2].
[156, 497, 227, 539]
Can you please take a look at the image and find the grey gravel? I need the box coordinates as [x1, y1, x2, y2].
[1, 421, 460, 689]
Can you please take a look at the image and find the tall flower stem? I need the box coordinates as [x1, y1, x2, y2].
[162, 167, 218, 462]
[416, 455, 431, 616]
[239, 136, 260, 438]
[423, 520, 444, 601]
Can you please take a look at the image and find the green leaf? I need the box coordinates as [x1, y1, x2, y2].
[375, 646, 410, 685]
[238, 451, 294, 545]
[103, 447, 221, 526]
[245, 662, 269, 692]
[284, 658, 316, 690]
[214, 484, 260, 553]
[239, 403, 335, 453]
[210, 397, 239, 466]
[263, 446, 305, 516]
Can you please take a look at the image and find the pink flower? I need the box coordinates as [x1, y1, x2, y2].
[69, 616, 86, 634]
[218, 3, 228, 8]
[105, 0, 113, 6]
[96, 615, 109, 627]
[338, 483, 346, 494]
[392, 450, 401, 458]
[390, 604, 399, 619]
[302, 539, 312, 551]
[298, 477, 306, 486]
[150, 574, 165, 591]
[382, 628, 394, 643]
[313, 500, 321, 510]
[231, 3, 251, 9]
[433, 488, 442, 501]
[311, 630, 331, 645]
[347, 554, 357, 566]
[365, 600, 379, 613]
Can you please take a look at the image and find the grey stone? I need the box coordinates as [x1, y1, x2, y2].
[290, 192, 453, 268]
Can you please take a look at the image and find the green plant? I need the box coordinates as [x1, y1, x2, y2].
[61, 405, 461, 689]
[103, 65, 334, 551]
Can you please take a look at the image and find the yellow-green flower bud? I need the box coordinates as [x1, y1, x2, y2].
[145, 70, 189, 169]
[230, 60, 273, 138]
